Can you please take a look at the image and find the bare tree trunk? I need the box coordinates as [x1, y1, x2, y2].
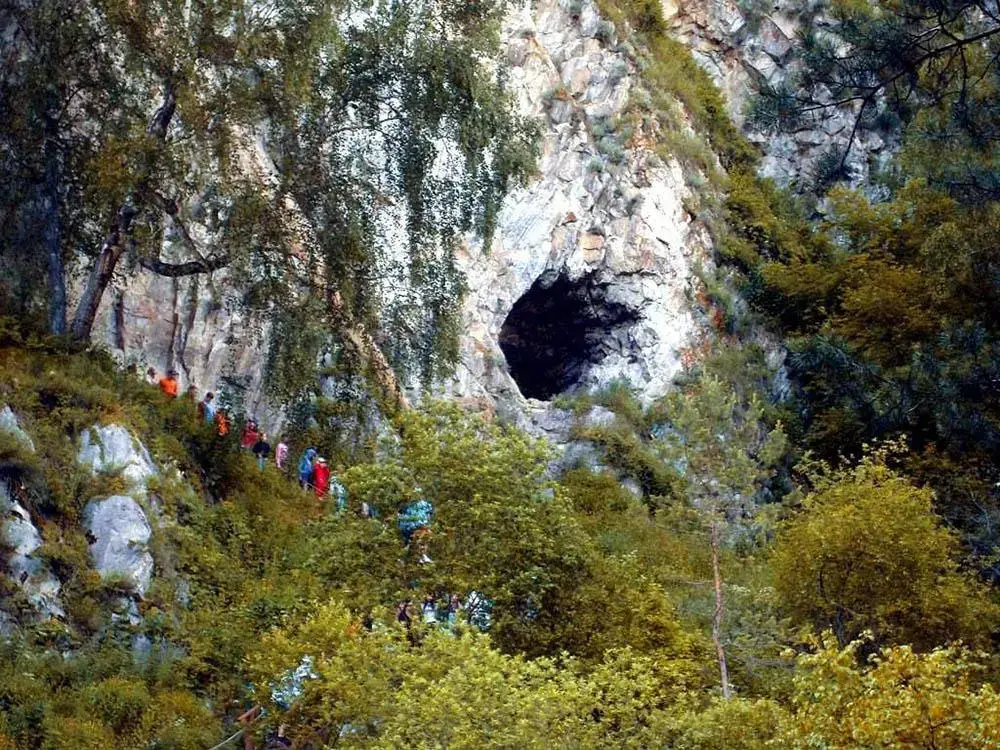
[710, 518, 732, 699]
[70, 85, 176, 341]
[70, 217, 130, 340]
[42, 114, 66, 335]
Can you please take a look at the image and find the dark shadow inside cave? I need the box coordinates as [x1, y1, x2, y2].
[499, 273, 640, 401]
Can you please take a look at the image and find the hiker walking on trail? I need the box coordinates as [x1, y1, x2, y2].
[253, 433, 271, 471]
[215, 409, 231, 437]
[275, 438, 289, 470]
[158, 369, 179, 398]
[145, 367, 158, 386]
[312, 457, 331, 498]
[298, 448, 317, 489]
[422, 595, 439, 624]
[329, 470, 348, 512]
[398, 493, 433, 564]
[240, 419, 259, 450]
[198, 392, 217, 423]
[447, 593, 463, 628]
[184, 384, 198, 402]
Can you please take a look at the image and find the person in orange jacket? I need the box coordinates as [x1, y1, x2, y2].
[312, 457, 331, 498]
[158, 369, 179, 398]
[215, 409, 231, 437]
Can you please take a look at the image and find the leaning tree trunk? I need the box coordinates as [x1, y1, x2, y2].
[710, 518, 732, 700]
[70, 85, 176, 341]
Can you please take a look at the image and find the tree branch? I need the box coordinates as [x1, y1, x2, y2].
[137, 254, 229, 277]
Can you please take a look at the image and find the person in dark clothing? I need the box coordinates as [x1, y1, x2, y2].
[252, 432, 271, 471]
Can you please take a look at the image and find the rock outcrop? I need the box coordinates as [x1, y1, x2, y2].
[665, 0, 895, 190]
[0, 406, 64, 621]
[1, 484, 65, 621]
[77, 424, 158, 595]
[0, 405, 34, 452]
[443, 0, 708, 429]
[82, 495, 155, 597]
[87, 0, 710, 434]
[78, 424, 157, 489]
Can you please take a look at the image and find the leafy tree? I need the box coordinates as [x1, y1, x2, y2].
[779, 637, 1000, 748]
[654, 373, 786, 698]
[771, 448, 998, 649]
[1, 0, 536, 397]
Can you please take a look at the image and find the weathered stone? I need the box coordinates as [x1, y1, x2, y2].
[0, 406, 33, 451]
[90, 0, 711, 439]
[83, 495, 154, 596]
[759, 17, 792, 61]
[1, 491, 65, 620]
[78, 424, 157, 489]
[579, 232, 605, 251]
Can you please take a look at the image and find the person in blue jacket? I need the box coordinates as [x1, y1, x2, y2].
[298, 448, 317, 489]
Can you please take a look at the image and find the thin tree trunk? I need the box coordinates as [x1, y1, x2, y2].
[710, 518, 732, 699]
[70, 219, 129, 340]
[42, 113, 66, 335]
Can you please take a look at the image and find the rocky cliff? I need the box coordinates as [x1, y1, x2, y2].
[666, 0, 895, 191]
[88, 0, 806, 435]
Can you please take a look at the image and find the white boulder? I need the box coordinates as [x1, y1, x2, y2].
[83, 495, 154, 596]
[78, 424, 157, 489]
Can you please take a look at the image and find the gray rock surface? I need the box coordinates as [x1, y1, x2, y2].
[0, 406, 34, 451]
[82, 495, 154, 596]
[88, 0, 712, 438]
[1, 485, 65, 620]
[439, 0, 709, 429]
[667, 0, 895, 191]
[0, 408, 64, 620]
[78, 424, 157, 489]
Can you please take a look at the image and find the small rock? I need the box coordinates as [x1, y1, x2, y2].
[0, 406, 34, 452]
[759, 17, 792, 61]
[580, 232, 606, 251]
[1, 484, 64, 620]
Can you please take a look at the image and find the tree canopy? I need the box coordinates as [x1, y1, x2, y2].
[1, 0, 536, 395]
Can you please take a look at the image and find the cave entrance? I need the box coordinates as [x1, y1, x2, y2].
[499, 273, 640, 401]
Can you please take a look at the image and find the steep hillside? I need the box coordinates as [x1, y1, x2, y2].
[6, 0, 1000, 747]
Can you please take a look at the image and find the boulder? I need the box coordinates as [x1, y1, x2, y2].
[0, 409, 63, 620]
[0, 405, 34, 451]
[1, 488, 64, 620]
[83, 495, 154, 596]
[78, 424, 157, 488]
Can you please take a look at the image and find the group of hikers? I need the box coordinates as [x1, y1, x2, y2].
[143, 366, 501, 749]
[144, 365, 437, 561]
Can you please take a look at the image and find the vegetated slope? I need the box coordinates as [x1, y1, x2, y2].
[1, 338, 999, 748]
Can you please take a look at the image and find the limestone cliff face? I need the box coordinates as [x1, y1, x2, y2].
[665, 0, 895, 191]
[442, 0, 709, 430]
[91, 0, 724, 431]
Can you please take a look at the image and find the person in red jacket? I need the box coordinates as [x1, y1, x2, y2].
[312, 457, 331, 498]
[240, 419, 259, 450]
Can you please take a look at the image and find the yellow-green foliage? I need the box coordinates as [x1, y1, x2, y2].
[772, 450, 1000, 649]
[2, 346, 1000, 747]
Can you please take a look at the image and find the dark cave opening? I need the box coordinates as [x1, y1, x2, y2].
[499, 273, 640, 401]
